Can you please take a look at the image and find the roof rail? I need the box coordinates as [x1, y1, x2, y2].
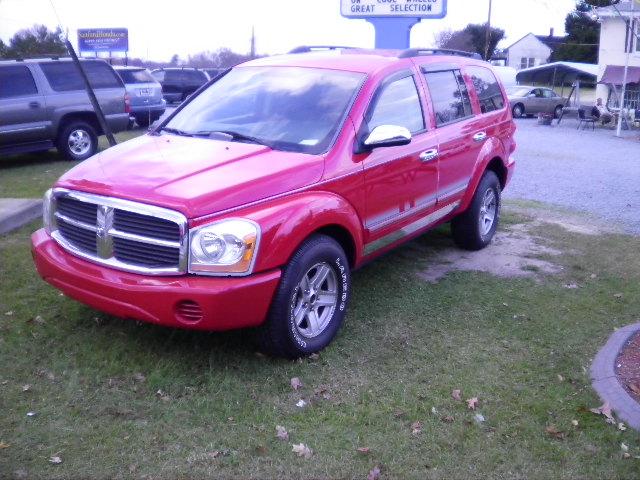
[399, 48, 482, 60]
[288, 45, 355, 54]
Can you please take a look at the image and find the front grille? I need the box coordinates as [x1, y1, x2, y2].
[51, 190, 187, 275]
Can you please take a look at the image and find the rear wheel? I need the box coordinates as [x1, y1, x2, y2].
[451, 171, 501, 251]
[554, 105, 564, 119]
[135, 115, 151, 128]
[256, 235, 350, 358]
[56, 121, 98, 161]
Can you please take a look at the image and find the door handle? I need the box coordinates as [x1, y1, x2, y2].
[473, 132, 487, 142]
[28, 101, 41, 108]
[419, 149, 439, 162]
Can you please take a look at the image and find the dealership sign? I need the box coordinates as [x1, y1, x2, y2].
[77, 28, 129, 52]
[340, 0, 447, 19]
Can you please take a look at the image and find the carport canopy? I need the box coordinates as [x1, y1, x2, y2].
[599, 65, 640, 85]
[515, 62, 598, 86]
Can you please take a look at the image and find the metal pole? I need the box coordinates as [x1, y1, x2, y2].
[616, 0, 635, 137]
[485, 0, 493, 60]
[65, 39, 116, 146]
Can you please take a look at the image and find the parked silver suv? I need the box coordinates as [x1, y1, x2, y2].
[0, 58, 130, 160]
[114, 66, 165, 128]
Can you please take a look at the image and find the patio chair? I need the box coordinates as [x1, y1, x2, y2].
[577, 108, 596, 131]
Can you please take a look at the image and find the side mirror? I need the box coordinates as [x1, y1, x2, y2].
[362, 125, 412, 150]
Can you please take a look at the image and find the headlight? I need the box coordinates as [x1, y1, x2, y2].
[43, 189, 54, 233]
[189, 219, 260, 275]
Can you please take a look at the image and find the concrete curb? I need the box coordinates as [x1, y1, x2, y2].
[591, 322, 640, 431]
[0, 199, 43, 235]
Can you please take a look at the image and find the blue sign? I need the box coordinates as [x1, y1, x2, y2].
[78, 28, 129, 52]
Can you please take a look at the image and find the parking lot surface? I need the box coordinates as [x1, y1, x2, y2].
[505, 118, 640, 234]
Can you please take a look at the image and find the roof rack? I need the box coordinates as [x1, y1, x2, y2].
[399, 48, 482, 60]
[288, 45, 356, 54]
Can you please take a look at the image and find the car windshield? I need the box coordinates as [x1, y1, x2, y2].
[506, 87, 531, 97]
[163, 66, 365, 155]
[118, 69, 156, 84]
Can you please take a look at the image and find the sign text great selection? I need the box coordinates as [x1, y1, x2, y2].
[340, 0, 446, 19]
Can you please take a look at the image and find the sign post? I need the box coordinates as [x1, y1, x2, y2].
[340, 0, 447, 49]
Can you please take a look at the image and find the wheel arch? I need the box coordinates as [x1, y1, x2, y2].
[57, 111, 102, 136]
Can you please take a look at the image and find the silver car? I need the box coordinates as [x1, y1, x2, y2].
[114, 66, 166, 127]
[507, 86, 567, 118]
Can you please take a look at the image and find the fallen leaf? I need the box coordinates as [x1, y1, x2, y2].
[545, 425, 566, 439]
[290, 377, 303, 390]
[628, 383, 640, 395]
[623, 452, 631, 459]
[431, 406, 438, 415]
[4, 311, 13, 316]
[22, 384, 31, 392]
[411, 421, 422, 435]
[155, 389, 170, 402]
[618, 422, 627, 431]
[571, 420, 579, 427]
[442, 415, 454, 423]
[452, 389, 462, 401]
[0, 442, 9, 449]
[29, 315, 45, 325]
[474, 413, 485, 423]
[502, 302, 509, 307]
[563, 283, 579, 289]
[292, 443, 312, 458]
[368, 466, 381, 480]
[357, 447, 371, 454]
[590, 402, 615, 423]
[133, 373, 146, 383]
[309, 353, 320, 361]
[296, 399, 307, 408]
[557, 374, 564, 382]
[49, 456, 62, 465]
[613, 293, 623, 298]
[621, 442, 629, 452]
[466, 397, 479, 410]
[26, 411, 37, 417]
[276, 425, 289, 441]
[590, 273, 597, 279]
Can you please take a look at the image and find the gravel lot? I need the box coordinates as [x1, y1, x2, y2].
[505, 117, 640, 234]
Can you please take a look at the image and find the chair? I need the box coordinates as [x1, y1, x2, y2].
[577, 108, 596, 131]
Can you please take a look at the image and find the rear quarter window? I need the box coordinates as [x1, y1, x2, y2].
[0, 65, 38, 98]
[467, 66, 506, 114]
[40, 61, 122, 91]
[423, 69, 473, 127]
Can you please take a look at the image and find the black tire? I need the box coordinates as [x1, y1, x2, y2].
[56, 120, 98, 161]
[554, 105, 564, 119]
[135, 115, 151, 128]
[256, 234, 350, 358]
[451, 171, 501, 251]
[512, 104, 524, 118]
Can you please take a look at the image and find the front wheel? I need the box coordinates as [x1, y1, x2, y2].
[256, 235, 350, 358]
[451, 171, 501, 251]
[512, 104, 524, 118]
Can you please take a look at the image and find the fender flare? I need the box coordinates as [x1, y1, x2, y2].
[458, 137, 508, 212]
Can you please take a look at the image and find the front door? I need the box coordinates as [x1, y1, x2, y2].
[358, 72, 439, 252]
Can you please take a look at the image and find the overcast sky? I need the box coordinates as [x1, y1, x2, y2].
[0, 0, 577, 61]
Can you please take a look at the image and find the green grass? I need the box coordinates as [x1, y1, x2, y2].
[0, 130, 143, 199]
[1, 210, 640, 479]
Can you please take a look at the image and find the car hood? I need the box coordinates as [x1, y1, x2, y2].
[56, 133, 324, 219]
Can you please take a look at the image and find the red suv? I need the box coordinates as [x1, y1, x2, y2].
[32, 47, 516, 358]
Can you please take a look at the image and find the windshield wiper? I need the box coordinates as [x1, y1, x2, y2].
[193, 130, 273, 148]
[158, 127, 193, 137]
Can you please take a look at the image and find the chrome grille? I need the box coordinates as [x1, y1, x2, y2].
[50, 189, 188, 275]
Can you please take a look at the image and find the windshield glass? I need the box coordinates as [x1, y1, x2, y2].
[118, 68, 156, 84]
[506, 87, 531, 97]
[164, 66, 365, 154]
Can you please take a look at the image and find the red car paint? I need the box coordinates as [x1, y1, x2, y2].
[32, 50, 516, 330]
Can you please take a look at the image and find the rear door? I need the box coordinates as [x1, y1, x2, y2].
[0, 64, 48, 145]
[420, 66, 484, 206]
[360, 71, 439, 248]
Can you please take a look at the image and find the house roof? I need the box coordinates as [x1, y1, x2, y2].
[599, 65, 640, 84]
[535, 35, 567, 50]
[503, 33, 550, 52]
[515, 61, 599, 84]
[597, 0, 639, 19]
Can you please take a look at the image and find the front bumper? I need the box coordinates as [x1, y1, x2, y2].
[31, 229, 281, 331]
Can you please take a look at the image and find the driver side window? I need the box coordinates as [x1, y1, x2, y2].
[366, 76, 425, 134]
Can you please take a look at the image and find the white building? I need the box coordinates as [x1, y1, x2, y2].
[596, 0, 640, 109]
[496, 32, 563, 70]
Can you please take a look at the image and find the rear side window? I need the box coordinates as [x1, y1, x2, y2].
[423, 70, 473, 127]
[366, 76, 425, 134]
[184, 70, 207, 83]
[467, 66, 505, 114]
[40, 61, 122, 91]
[0, 65, 38, 98]
[151, 70, 165, 82]
[164, 70, 182, 82]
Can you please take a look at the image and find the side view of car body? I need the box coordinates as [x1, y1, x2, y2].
[150, 67, 209, 103]
[114, 66, 166, 128]
[0, 58, 130, 160]
[32, 48, 516, 358]
[507, 85, 567, 118]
